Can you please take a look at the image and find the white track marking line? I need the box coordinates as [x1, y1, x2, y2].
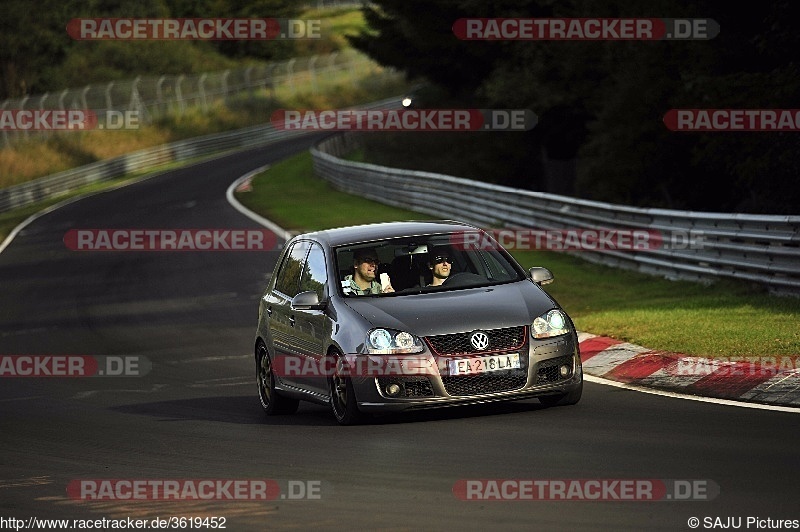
[585, 374, 800, 414]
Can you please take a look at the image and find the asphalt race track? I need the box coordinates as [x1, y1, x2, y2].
[1, 138, 799, 531]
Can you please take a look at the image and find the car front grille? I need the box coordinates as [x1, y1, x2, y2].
[441, 368, 528, 396]
[426, 326, 529, 397]
[425, 326, 527, 356]
[536, 355, 575, 384]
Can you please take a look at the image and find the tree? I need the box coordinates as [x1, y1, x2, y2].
[349, 0, 523, 98]
[351, 0, 800, 212]
[0, 0, 73, 99]
[169, 0, 302, 61]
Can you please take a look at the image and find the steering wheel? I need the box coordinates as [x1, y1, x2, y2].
[441, 271, 483, 287]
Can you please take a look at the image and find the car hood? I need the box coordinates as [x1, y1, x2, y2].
[341, 280, 557, 337]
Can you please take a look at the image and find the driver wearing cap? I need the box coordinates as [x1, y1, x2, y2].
[427, 246, 452, 286]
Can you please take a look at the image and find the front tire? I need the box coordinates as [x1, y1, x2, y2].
[329, 351, 365, 425]
[257, 343, 299, 415]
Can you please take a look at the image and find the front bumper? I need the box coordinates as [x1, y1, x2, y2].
[349, 334, 582, 413]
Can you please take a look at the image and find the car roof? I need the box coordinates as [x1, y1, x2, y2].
[295, 220, 481, 247]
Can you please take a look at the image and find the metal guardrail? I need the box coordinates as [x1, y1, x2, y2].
[311, 134, 800, 294]
[0, 125, 308, 213]
[0, 97, 401, 214]
[5, 95, 796, 294]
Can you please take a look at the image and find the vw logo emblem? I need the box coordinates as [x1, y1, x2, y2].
[470, 331, 490, 351]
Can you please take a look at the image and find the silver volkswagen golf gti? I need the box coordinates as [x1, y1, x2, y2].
[254, 220, 582, 425]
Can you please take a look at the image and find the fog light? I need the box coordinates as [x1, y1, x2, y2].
[559, 365, 571, 378]
[386, 384, 402, 396]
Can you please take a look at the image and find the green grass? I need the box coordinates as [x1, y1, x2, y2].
[1, 6, 411, 189]
[511, 250, 800, 356]
[1, 5, 413, 238]
[235, 152, 432, 232]
[1, 64, 409, 189]
[235, 151, 800, 358]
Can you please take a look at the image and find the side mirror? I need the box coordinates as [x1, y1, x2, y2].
[529, 267, 554, 285]
[291, 291, 327, 311]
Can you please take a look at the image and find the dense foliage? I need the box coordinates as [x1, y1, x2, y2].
[1, 0, 308, 99]
[350, 0, 800, 213]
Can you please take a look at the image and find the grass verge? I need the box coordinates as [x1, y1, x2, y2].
[0, 6, 411, 189]
[235, 151, 431, 232]
[235, 151, 800, 357]
[0, 7, 414, 247]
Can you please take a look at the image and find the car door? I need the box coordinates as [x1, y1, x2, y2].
[266, 240, 309, 391]
[291, 242, 330, 395]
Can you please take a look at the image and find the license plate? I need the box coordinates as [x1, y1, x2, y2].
[449, 353, 520, 376]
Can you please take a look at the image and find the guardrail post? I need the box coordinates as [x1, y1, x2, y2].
[348, 56, 357, 84]
[1, 100, 9, 148]
[287, 58, 296, 95]
[37, 92, 49, 141]
[221, 70, 230, 103]
[81, 85, 90, 111]
[58, 88, 69, 111]
[257, 64, 267, 92]
[327, 52, 338, 75]
[175, 75, 185, 114]
[309, 55, 318, 94]
[266, 64, 277, 102]
[130, 76, 148, 125]
[244, 66, 254, 102]
[199, 73, 208, 112]
[19, 95, 29, 140]
[156, 76, 166, 117]
[129, 76, 141, 110]
[104, 82, 114, 115]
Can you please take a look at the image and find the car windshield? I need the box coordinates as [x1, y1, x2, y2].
[335, 231, 526, 296]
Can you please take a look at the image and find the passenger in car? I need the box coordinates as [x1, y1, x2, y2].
[426, 246, 452, 286]
[343, 247, 395, 295]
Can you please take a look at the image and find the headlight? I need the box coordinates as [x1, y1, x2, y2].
[532, 309, 569, 339]
[366, 328, 424, 354]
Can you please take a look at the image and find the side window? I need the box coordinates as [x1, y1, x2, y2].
[274, 241, 309, 298]
[299, 243, 328, 300]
